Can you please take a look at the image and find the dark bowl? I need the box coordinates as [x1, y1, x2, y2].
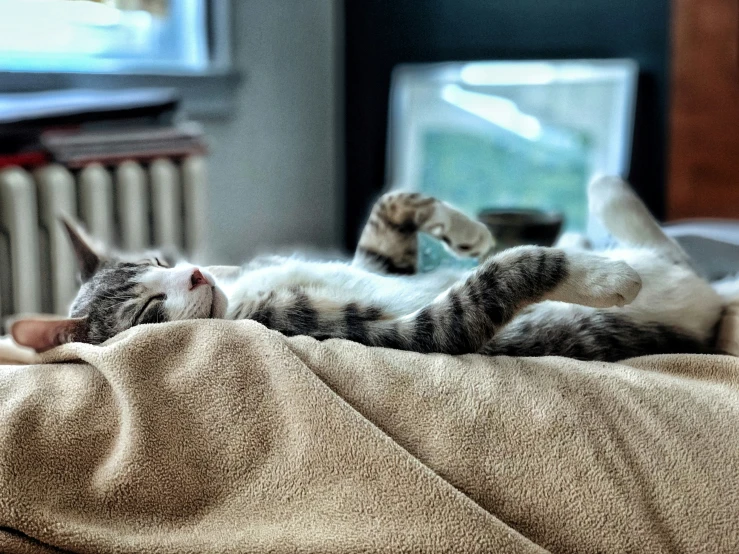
[477, 208, 564, 251]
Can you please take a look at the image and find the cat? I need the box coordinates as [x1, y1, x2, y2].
[10, 176, 725, 361]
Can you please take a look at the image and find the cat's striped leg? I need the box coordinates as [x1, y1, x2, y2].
[245, 246, 641, 355]
[384, 246, 642, 354]
[353, 192, 494, 275]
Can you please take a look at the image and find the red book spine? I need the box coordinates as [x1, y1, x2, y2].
[0, 151, 50, 169]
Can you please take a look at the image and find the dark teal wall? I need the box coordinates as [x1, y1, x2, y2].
[343, 0, 670, 250]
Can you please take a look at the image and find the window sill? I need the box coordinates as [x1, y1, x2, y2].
[0, 69, 244, 120]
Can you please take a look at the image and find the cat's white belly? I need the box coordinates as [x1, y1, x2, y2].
[222, 259, 464, 318]
[601, 248, 722, 340]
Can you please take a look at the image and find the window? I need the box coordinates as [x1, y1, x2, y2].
[0, 0, 227, 74]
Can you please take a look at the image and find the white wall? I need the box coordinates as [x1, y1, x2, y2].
[201, 1, 342, 264]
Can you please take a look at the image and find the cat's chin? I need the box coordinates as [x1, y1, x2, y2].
[209, 286, 228, 319]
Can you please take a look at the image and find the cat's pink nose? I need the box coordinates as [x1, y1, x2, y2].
[190, 269, 208, 289]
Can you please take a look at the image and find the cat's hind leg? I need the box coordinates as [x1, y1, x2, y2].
[353, 192, 494, 275]
[387, 246, 641, 353]
[588, 175, 692, 266]
[587, 175, 722, 341]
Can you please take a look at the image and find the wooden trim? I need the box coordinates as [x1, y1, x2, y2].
[667, 0, 739, 220]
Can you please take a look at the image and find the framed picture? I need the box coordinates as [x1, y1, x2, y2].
[386, 59, 638, 232]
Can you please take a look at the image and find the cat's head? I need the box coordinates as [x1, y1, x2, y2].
[11, 218, 228, 352]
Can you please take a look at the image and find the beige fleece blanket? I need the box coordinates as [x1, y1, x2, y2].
[1, 319, 739, 554]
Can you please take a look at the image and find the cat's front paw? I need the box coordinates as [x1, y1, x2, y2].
[423, 201, 495, 259]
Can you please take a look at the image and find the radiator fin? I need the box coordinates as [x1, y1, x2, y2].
[79, 163, 116, 246]
[116, 161, 150, 251]
[0, 168, 42, 315]
[150, 158, 183, 252]
[183, 157, 208, 264]
[35, 165, 78, 315]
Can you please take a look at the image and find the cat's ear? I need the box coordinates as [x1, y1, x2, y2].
[59, 216, 105, 282]
[158, 245, 183, 267]
[10, 315, 88, 353]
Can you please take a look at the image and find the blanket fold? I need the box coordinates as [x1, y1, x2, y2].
[1, 319, 738, 553]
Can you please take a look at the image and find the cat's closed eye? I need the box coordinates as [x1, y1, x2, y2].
[135, 294, 166, 325]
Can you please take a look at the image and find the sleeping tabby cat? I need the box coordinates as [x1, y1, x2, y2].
[11, 176, 724, 361]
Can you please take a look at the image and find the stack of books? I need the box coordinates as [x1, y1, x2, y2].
[0, 88, 207, 169]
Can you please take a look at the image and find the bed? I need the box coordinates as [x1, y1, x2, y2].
[0, 310, 738, 553]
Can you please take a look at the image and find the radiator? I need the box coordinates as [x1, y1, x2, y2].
[0, 157, 208, 322]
